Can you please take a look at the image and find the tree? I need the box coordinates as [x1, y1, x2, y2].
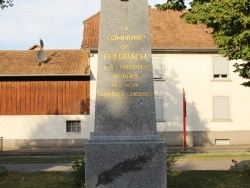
[156, 0, 186, 11]
[156, 0, 250, 86]
[0, 0, 13, 9]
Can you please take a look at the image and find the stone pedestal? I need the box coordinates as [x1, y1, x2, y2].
[86, 136, 166, 188]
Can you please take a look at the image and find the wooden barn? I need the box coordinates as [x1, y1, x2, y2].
[0, 49, 91, 149]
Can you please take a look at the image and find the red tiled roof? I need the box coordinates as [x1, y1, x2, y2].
[82, 12, 100, 49]
[82, 8, 217, 49]
[0, 49, 90, 76]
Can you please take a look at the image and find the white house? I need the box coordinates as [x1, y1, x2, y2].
[82, 8, 250, 146]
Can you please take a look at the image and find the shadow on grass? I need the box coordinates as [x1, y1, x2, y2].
[168, 170, 250, 188]
[0, 172, 73, 188]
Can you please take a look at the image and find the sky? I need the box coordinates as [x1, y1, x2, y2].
[0, 0, 169, 50]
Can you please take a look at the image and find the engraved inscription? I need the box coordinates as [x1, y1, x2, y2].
[99, 24, 152, 103]
[120, 26, 129, 31]
[106, 34, 144, 41]
[104, 53, 147, 60]
[111, 82, 139, 88]
[111, 82, 122, 88]
[127, 92, 153, 97]
[124, 82, 139, 87]
[120, 64, 148, 70]
[112, 74, 139, 79]
[104, 64, 148, 70]
[97, 91, 153, 97]
[98, 91, 125, 97]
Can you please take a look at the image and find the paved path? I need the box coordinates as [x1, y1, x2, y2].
[2, 159, 250, 172]
[175, 160, 232, 171]
[2, 163, 73, 172]
[175, 159, 250, 171]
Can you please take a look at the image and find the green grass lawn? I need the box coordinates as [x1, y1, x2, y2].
[177, 153, 250, 160]
[0, 172, 73, 188]
[0, 154, 250, 187]
[168, 171, 250, 188]
[0, 155, 83, 163]
[0, 171, 250, 188]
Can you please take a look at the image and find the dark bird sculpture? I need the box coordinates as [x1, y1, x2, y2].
[40, 38, 44, 49]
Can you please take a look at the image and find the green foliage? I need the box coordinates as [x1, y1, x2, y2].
[0, 0, 13, 9]
[167, 153, 178, 176]
[156, 0, 186, 11]
[183, 0, 250, 60]
[157, 0, 250, 86]
[0, 165, 7, 177]
[72, 159, 85, 188]
[166, 153, 178, 186]
[230, 159, 250, 176]
[233, 61, 250, 86]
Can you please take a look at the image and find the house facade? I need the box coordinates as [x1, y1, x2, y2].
[1, 8, 250, 150]
[82, 8, 250, 146]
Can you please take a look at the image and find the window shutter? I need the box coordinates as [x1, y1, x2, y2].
[155, 96, 164, 120]
[153, 58, 162, 79]
[213, 57, 229, 75]
[213, 96, 229, 120]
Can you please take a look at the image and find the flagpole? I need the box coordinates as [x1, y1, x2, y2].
[183, 88, 187, 150]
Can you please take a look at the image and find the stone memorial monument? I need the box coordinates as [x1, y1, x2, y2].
[85, 0, 167, 187]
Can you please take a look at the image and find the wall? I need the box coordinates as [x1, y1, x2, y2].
[1, 115, 89, 149]
[0, 77, 90, 115]
[0, 77, 94, 150]
[1, 52, 250, 149]
[153, 53, 250, 145]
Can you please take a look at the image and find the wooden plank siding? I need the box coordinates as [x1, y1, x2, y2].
[0, 77, 90, 115]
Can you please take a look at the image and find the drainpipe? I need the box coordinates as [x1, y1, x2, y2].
[0, 137, 3, 153]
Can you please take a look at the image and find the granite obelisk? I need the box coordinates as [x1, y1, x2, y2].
[85, 0, 166, 187]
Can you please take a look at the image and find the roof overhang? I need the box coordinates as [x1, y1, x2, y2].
[152, 48, 219, 53]
[0, 74, 90, 77]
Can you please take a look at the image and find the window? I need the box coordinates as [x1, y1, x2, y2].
[152, 58, 163, 79]
[213, 96, 230, 121]
[212, 56, 229, 79]
[66, 120, 81, 132]
[215, 139, 230, 145]
[155, 96, 165, 121]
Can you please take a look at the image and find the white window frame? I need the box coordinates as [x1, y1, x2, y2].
[212, 56, 230, 81]
[66, 120, 81, 133]
[155, 96, 165, 122]
[152, 57, 164, 80]
[212, 96, 232, 122]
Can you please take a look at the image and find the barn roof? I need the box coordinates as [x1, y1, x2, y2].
[0, 49, 90, 76]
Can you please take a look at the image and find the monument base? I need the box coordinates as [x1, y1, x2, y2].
[85, 136, 166, 188]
